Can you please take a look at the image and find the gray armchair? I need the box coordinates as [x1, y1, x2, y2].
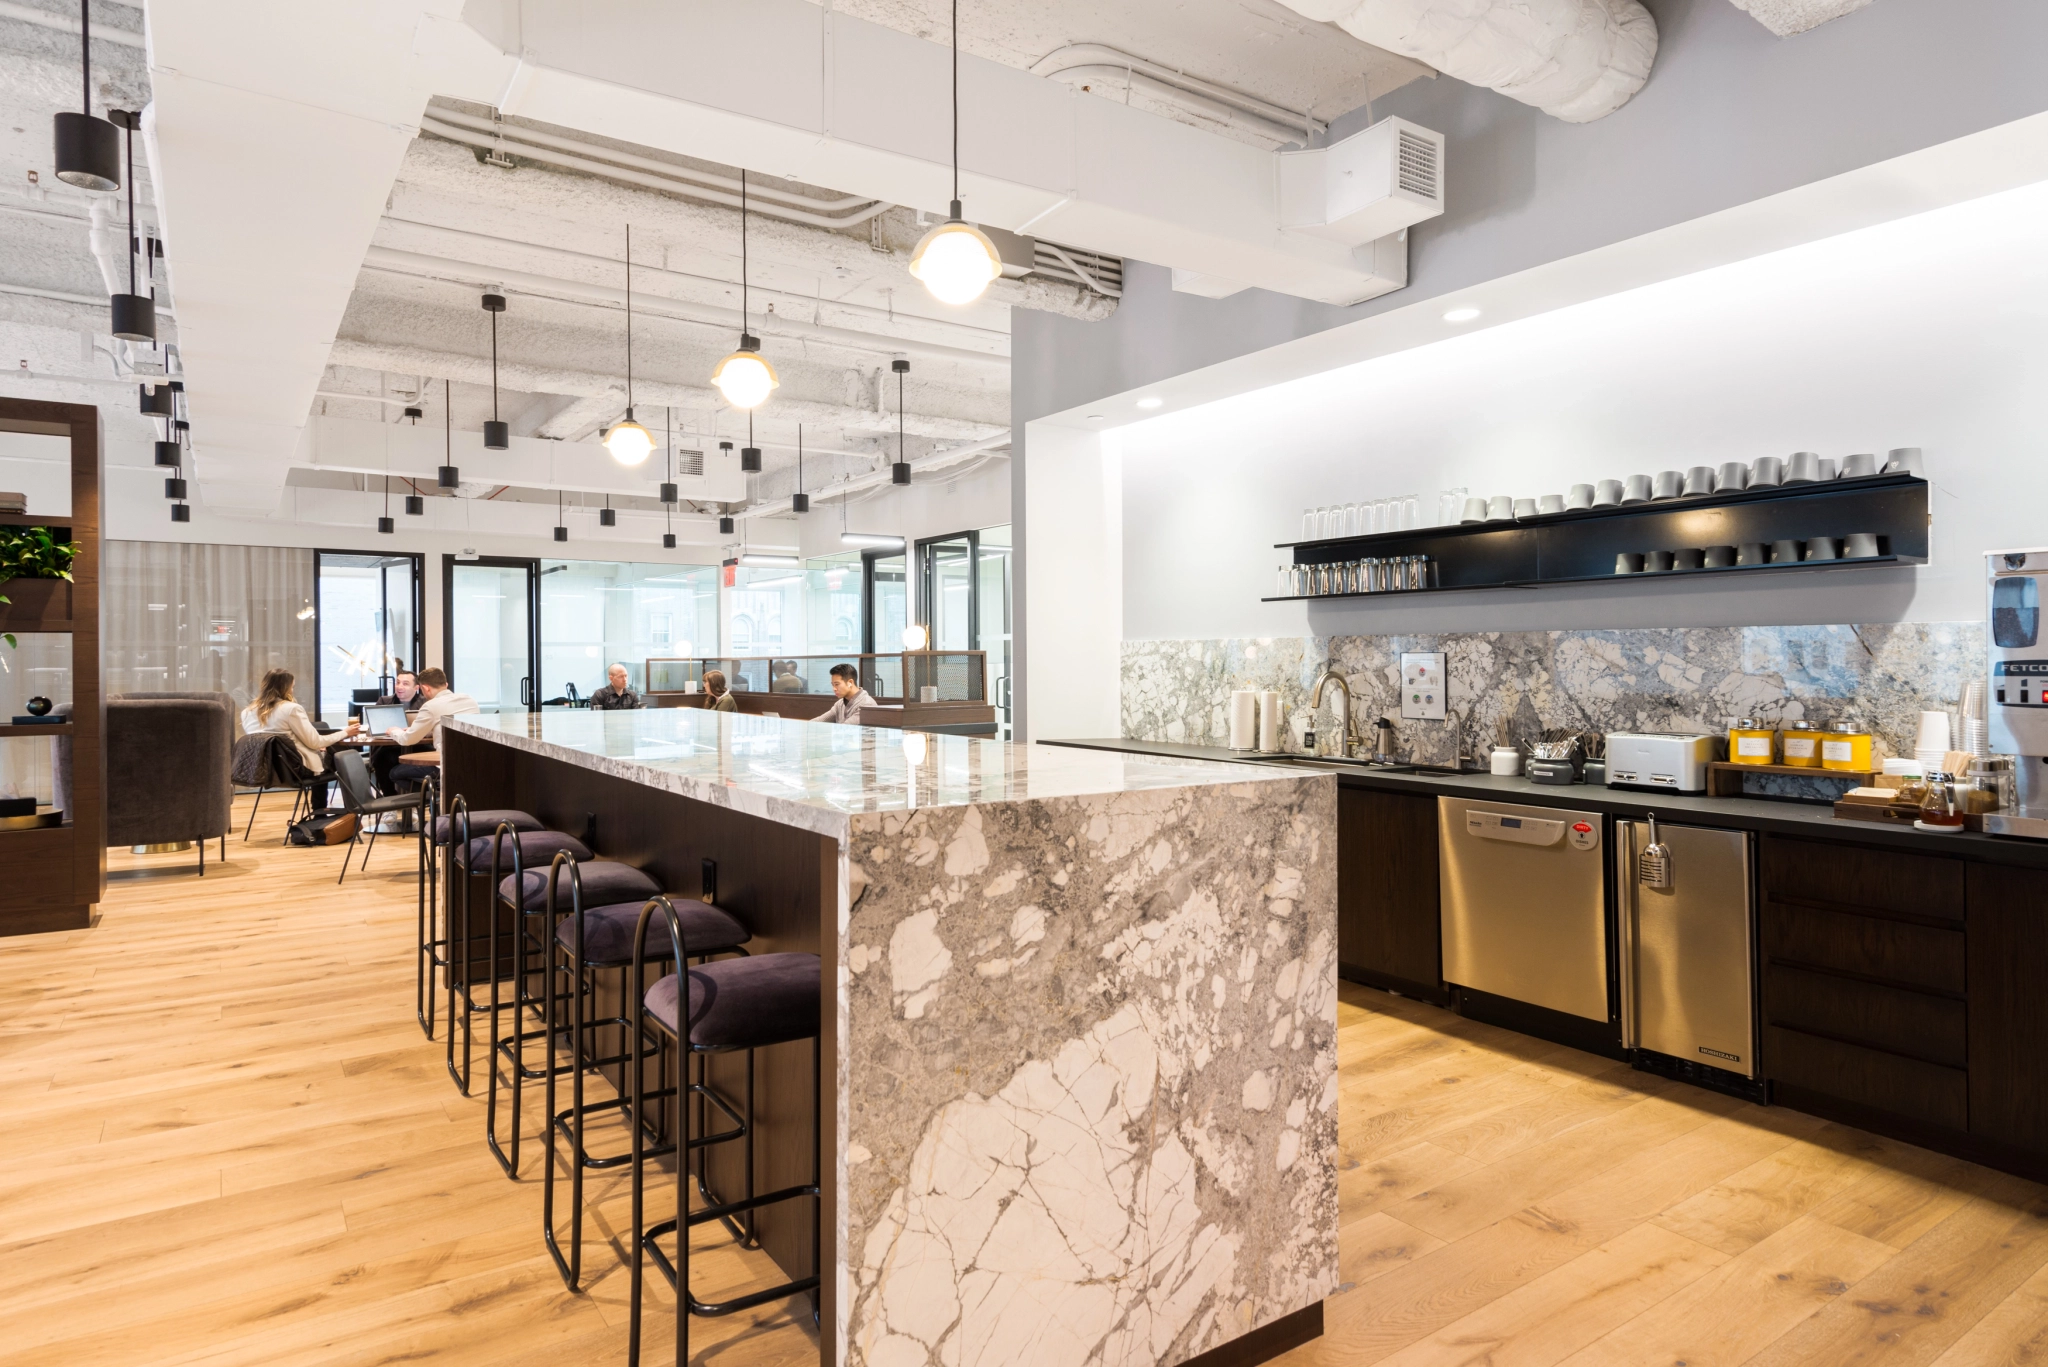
[106, 693, 234, 873]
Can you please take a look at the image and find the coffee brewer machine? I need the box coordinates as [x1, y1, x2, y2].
[1983, 549, 2048, 839]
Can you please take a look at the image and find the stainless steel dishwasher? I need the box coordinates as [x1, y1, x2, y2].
[1616, 818, 1759, 1086]
[1439, 796, 1609, 1022]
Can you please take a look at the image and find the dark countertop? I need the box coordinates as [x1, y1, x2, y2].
[1042, 737, 2048, 870]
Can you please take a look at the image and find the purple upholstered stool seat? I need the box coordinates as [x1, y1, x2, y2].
[643, 953, 821, 1051]
[500, 859, 658, 913]
[434, 809, 542, 846]
[555, 899, 749, 965]
[459, 829, 590, 871]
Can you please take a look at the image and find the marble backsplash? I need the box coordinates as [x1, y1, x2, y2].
[1122, 623, 1985, 769]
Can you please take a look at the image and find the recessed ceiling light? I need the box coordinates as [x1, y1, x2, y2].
[1136, 397, 1163, 409]
[1087, 414, 1105, 422]
[1443, 306, 1482, 323]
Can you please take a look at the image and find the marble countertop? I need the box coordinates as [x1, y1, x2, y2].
[444, 708, 1314, 839]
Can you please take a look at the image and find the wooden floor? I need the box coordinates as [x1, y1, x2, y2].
[2, 795, 2045, 1367]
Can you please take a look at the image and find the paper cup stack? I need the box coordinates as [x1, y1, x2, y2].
[1229, 690, 1258, 751]
[1914, 710, 1951, 772]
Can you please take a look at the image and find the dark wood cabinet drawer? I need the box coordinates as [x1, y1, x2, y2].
[1967, 863, 2048, 1154]
[1764, 1024, 1968, 1131]
[1761, 898, 1965, 994]
[1337, 787, 1445, 1002]
[1760, 834, 1964, 923]
[1763, 962, 1966, 1069]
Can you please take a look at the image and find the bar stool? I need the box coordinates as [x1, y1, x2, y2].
[418, 788, 543, 1039]
[444, 809, 587, 1095]
[488, 852, 658, 1177]
[542, 860, 752, 1290]
[627, 896, 822, 1367]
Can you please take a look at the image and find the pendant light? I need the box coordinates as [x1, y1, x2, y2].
[603, 224, 654, 465]
[402, 406, 425, 514]
[377, 458, 395, 533]
[792, 424, 809, 513]
[160, 388, 185, 498]
[53, 0, 119, 192]
[439, 378, 460, 488]
[600, 494, 616, 527]
[741, 413, 761, 473]
[719, 509, 734, 535]
[892, 358, 912, 485]
[710, 170, 778, 409]
[108, 111, 154, 342]
[909, 0, 1002, 306]
[554, 490, 567, 542]
[482, 293, 508, 448]
[659, 408, 678, 504]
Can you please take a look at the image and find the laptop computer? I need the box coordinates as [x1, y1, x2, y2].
[361, 703, 410, 734]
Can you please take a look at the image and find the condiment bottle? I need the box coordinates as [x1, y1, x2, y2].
[1780, 721, 1822, 769]
[1919, 771, 1966, 827]
[1729, 718, 1776, 766]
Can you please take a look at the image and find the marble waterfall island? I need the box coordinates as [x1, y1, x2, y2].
[443, 709, 1340, 1367]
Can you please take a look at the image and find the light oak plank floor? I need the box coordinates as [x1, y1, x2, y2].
[3, 796, 2044, 1367]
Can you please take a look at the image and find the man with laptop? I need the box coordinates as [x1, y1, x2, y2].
[370, 667, 479, 798]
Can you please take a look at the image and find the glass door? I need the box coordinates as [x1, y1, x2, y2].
[863, 550, 907, 654]
[919, 534, 976, 651]
[313, 551, 423, 726]
[444, 556, 538, 714]
[977, 526, 1012, 733]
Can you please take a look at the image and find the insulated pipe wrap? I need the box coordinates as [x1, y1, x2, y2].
[1279, 0, 1657, 122]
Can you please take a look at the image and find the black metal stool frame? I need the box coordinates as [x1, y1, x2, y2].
[627, 896, 821, 1367]
[484, 823, 582, 1177]
[415, 771, 443, 1038]
[442, 808, 539, 1097]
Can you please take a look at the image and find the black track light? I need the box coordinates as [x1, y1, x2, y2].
[663, 532, 677, 549]
[163, 476, 187, 500]
[107, 110, 154, 342]
[892, 357, 912, 486]
[438, 378, 460, 487]
[405, 494, 425, 516]
[154, 440, 180, 467]
[170, 502, 190, 523]
[481, 293, 508, 449]
[53, 1, 119, 192]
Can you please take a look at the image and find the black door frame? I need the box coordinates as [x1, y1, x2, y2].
[440, 554, 541, 711]
[860, 547, 908, 656]
[915, 529, 981, 651]
[311, 549, 424, 721]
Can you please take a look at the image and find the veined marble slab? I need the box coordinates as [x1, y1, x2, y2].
[1123, 622, 1982, 768]
[445, 708, 1340, 1367]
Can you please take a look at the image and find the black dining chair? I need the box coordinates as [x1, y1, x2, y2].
[330, 747, 425, 883]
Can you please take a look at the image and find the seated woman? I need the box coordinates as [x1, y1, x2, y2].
[703, 669, 739, 713]
[240, 667, 358, 809]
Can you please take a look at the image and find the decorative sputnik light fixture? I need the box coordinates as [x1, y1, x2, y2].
[892, 358, 912, 485]
[709, 170, 778, 409]
[792, 423, 809, 513]
[402, 405, 425, 514]
[439, 378, 459, 488]
[909, 0, 1002, 306]
[602, 224, 654, 465]
[107, 110, 154, 342]
[554, 489, 567, 542]
[53, 0, 118, 191]
[482, 293, 508, 448]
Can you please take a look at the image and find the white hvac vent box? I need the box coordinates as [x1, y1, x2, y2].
[1278, 117, 1444, 248]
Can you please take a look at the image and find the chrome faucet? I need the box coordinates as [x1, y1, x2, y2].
[1306, 663, 1361, 758]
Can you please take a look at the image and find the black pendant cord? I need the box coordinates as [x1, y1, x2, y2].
[623, 223, 633, 412]
[79, 0, 89, 118]
[489, 308, 499, 422]
[123, 118, 135, 295]
[898, 367, 906, 462]
[445, 377, 451, 456]
[951, 0, 960, 207]
[739, 171, 749, 339]
[664, 408, 673, 537]
[797, 423, 804, 493]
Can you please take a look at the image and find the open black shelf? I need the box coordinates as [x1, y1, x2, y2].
[1271, 472, 1928, 600]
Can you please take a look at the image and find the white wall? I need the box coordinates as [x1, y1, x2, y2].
[1117, 175, 2048, 643]
[1020, 424, 1121, 740]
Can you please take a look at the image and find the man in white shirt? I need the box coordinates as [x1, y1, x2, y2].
[383, 666, 480, 793]
[819, 662, 877, 725]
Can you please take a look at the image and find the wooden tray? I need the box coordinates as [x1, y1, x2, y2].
[1708, 761, 1879, 797]
[1832, 799, 1982, 832]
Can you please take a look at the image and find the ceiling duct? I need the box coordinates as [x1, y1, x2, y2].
[1272, 0, 1657, 123]
[1029, 43, 1325, 149]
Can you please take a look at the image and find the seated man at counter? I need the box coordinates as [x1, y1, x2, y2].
[379, 667, 479, 798]
[819, 663, 877, 724]
[588, 662, 643, 710]
[704, 669, 739, 713]
[769, 659, 805, 693]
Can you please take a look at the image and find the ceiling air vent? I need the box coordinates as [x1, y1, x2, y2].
[676, 447, 704, 477]
[1032, 241, 1124, 298]
[1397, 129, 1438, 201]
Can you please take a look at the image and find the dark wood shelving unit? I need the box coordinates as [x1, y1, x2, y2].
[1264, 472, 1930, 602]
[0, 398, 102, 936]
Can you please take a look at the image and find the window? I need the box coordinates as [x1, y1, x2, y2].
[539, 560, 718, 702]
[315, 552, 422, 725]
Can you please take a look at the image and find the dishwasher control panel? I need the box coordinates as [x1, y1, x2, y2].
[1466, 809, 1566, 846]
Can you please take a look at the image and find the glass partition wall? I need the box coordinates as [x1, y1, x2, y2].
[915, 526, 1012, 733]
[313, 552, 423, 725]
[102, 541, 318, 716]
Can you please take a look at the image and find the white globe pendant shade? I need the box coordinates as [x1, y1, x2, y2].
[711, 345, 779, 409]
[909, 217, 1001, 306]
[603, 414, 654, 466]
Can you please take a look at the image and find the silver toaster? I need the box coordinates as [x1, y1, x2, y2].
[1604, 732, 1717, 794]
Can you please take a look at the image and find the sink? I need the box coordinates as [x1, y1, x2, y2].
[1249, 754, 1416, 774]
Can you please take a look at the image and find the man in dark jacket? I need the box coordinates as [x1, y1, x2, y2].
[589, 662, 643, 710]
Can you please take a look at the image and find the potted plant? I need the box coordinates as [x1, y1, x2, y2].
[0, 525, 78, 648]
